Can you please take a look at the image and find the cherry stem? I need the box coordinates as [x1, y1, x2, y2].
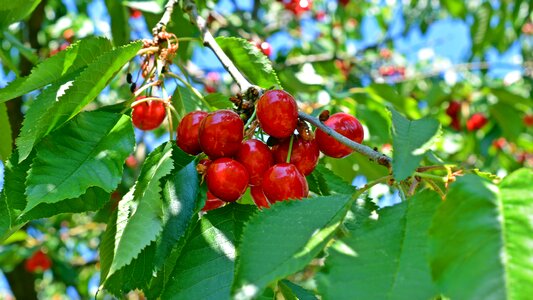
[358, 175, 393, 194]
[286, 134, 295, 163]
[244, 108, 257, 129]
[183, 0, 254, 91]
[413, 172, 448, 183]
[424, 178, 446, 200]
[298, 111, 392, 169]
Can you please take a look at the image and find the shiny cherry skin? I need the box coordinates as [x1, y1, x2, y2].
[251, 186, 270, 209]
[272, 135, 319, 176]
[235, 139, 274, 186]
[131, 99, 166, 130]
[262, 163, 308, 203]
[176, 111, 208, 155]
[199, 109, 244, 158]
[202, 191, 226, 212]
[206, 158, 249, 202]
[256, 90, 298, 139]
[315, 112, 364, 158]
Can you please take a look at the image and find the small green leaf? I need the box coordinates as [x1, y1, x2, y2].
[232, 194, 354, 299]
[0, 103, 12, 161]
[317, 190, 440, 300]
[307, 163, 354, 196]
[429, 170, 533, 299]
[161, 204, 256, 300]
[390, 108, 441, 181]
[216, 37, 281, 89]
[280, 280, 318, 300]
[24, 111, 134, 212]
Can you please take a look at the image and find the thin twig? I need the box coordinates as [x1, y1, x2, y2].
[298, 111, 392, 169]
[153, 0, 179, 36]
[183, 0, 254, 91]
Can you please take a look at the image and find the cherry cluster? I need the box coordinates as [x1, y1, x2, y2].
[445, 100, 488, 132]
[174, 89, 364, 211]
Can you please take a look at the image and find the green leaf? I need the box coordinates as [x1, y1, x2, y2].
[204, 93, 233, 109]
[0, 37, 113, 103]
[307, 163, 354, 196]
[232, 194, 354, 299]
[105, 0, 131, 46]
[279, 280, 318, 300]
[390, 108, 441, 181]
[470, 2, 492, 57]
[440, 0, 466, 18]
[0, 0, 41, 28]
[216, 37, 281, 89]
[24, 111, 134, 212]
[171, 84, 203, 117]
[106, 142, 175, 279]
[490, 102, 524, 142]
[429, 170, 533, 299]
[161, 204, 256, 300]
[0, 103, 12, 161]
[317, 190, 440, 300]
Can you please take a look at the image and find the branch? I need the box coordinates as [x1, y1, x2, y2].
[298, 112, 392, 169]
[152, 0, 179, 36]
[183, 0, 253, 91]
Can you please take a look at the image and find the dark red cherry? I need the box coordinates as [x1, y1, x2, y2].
[256, 90, 298, 139]
[466, 113, 488, 131]
[206, 158, 249, 202]
[235, 139, 274, 186]
[176, 111, 208, 155]
[315, 112, 364, 158]
[131, 99, 166, 130]
[251, 186, 270, 209]
[272, 135, 319, 175]
[262, 163, 308, 203]
[199, 109, 244, 158]
[202, 191, 226, 212]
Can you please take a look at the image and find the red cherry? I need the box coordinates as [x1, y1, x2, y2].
[130, 8, 142, 19]
[466, 113, 488, 131]
[338, 0, 349, 7]
[523, 114, 533, 127]
[450, 117, 461, 131]
[235, 139, 274, 186]
[206, 158, 249, 202]
[258, 42, 272, 57]
[493, 137, 507, 150]
[446, 101, 461, 117]
[251, 186, 270, 208]
[131, 99, 166, 130]
[262, 163, 308, 203]
[125, 155, 138, 168]
[315, 112, 364, 158]
[205, 85, 216, 93]
[199, 110, 244, 158]
[202, 191, 226, 212]
[256, 90, 298, 139]
[25, 250, 52, 273]
[177, 111, 208, 155]
[272, 135, 319, 175]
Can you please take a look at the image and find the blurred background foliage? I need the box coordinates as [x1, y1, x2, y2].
[0, 0, 532, 298]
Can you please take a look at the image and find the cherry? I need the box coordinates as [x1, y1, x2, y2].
[199, 109, 244, 158]
[272, 135, 319, 175]
[176, 111, 208, 155]
[315, 112, 364, 158]
[235, 139, 274, 186]
[25, 250, 52, 273]
[262, 163, 308, 203]
[258, 42, 272, 57]
[251, 186, 270, 209]
[523, 114, 533, 127]
[466, 113, 488, 131]
[256, 90, 298, 139]
[493, 137, 506, 150]
[131, 99, 166, 130]
[338, 0, 349, 7]
[130, 8, 142, 19]
[283, 0, 312, 15]
[446, 101, 461, 117]
[206, 158, 249, 202]
[202, 191, 226, 212]
[125, 154, 138, 169]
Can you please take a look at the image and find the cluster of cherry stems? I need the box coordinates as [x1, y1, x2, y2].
[131, 90, 364, 211]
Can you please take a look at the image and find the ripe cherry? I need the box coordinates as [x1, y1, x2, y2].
[206, 158, 249, 202]
[131, 98, 166, 130]
[25, 250, 52, 273]
[202, 191, 226, 212]
[262, 163, 308, 203]
[199, 109, 244, 158]
[493, 137, 506, 150]
[125, 155, 138, 169]
[258, 42, 272, 57]
[315, 112, 364, 158]
[177, 111, 208, 155]
[235, 139, 274, 186]
[466, 113, 488, 131]
[251, 186, 270, 209]
[256, 90, 298, 139]
[523, 114, 533, 127]
[272, 135, 319, 175]
[446, 101, 461, 117]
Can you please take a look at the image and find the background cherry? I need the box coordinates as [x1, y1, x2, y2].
[262, 163, 308, 203]
[177, 111, 208, 155]
[131, 99, 167, 130]
[206, 158, 249, 202]
[235, 139, 274, 186]
[25, 250, 52, 273]
[466, 113, 488, 131]
[256, 90, 298, 139]
[272, 135, 319, 175]
[315, 112, 364, 158]
[199, 109, 244, 158]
